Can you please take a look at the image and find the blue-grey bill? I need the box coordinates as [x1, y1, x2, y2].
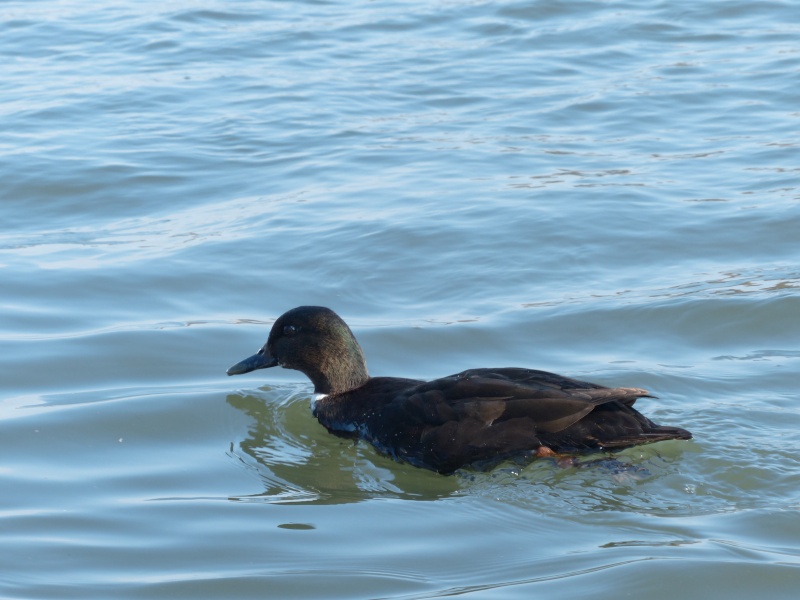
[226, 351, 278, 375]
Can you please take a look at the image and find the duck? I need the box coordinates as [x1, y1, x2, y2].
[227, 306, 692, 474]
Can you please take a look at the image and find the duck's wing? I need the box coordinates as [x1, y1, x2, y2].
[378, 368, 655, 473]
[402, 368, 651, 433]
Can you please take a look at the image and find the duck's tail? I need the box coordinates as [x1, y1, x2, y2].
[599, 425, 693, 449]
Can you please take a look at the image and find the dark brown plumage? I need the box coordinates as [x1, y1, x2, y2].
[228, 306, 692, 474]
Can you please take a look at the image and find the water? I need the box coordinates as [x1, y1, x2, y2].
[2, 0, 799, 597]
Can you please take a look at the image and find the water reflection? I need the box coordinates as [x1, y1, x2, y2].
[226, 387, 459, 505]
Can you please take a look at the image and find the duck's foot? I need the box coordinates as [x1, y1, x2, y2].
[534, 446, 581, 468]
[535, 445, 556, 458]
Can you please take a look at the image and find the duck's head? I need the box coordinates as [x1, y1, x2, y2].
[226, 306, 369, 395]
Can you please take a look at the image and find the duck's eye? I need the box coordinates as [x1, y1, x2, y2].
[283, 324, 298, 336]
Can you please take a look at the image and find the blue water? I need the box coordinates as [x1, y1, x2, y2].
[2, 1, 800, 598]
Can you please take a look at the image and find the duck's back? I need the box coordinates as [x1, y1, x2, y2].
[313, 368, 692, 474]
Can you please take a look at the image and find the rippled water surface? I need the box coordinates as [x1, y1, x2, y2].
[2, 0, 800, 598]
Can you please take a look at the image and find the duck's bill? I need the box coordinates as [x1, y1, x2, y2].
[226, 350, 278, 375]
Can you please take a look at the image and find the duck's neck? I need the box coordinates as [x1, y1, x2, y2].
[306, 338, 370, 395]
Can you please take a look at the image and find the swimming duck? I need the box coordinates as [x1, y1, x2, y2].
[227, 306, 692, 474]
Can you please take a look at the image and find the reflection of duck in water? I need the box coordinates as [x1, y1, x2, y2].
[226, 391, 357, 504]
[228, 306, 692, 475]
[227, 391, 460, 503]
